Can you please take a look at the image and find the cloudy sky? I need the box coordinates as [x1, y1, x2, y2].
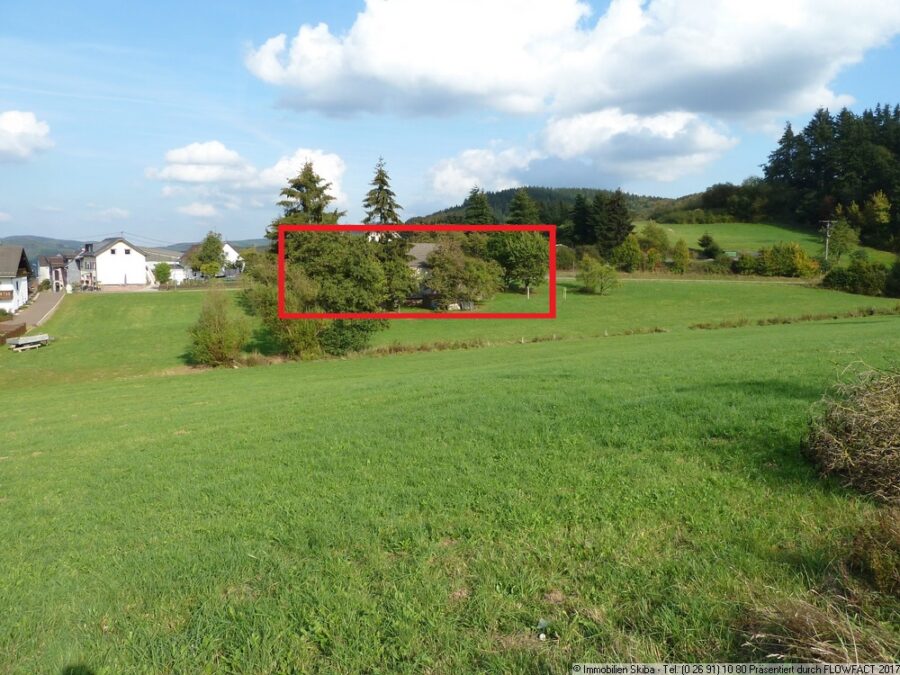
[2, 0, 900, 245]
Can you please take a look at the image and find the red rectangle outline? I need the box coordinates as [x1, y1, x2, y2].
[277, 224, 557, 320]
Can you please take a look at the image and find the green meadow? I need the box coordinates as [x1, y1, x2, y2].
[640, 220, 896, 265]
[1, 283, 899, 672]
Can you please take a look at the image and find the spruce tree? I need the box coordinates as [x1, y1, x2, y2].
[274, 161, 345, 225]
[570, 194, 594, 245]
[506, 188, 540, 224]
[588, 194, 608, 247]
[596, 190, 634, 257]
[362, 157, 402, 224]
[464, 186, 496, 224]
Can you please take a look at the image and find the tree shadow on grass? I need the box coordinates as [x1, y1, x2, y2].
[61, 666, 95, 675]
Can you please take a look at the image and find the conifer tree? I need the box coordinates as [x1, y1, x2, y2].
[464, 186, 495, 224]
[588, 194, 608, 247]
[362, 157, 402, 224]
[274, 162, 345, 225]
[570, 194, 594, 245]
[506, 188, 540, 224]
[596, 189, 634, 257]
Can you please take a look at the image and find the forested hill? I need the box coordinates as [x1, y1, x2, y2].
[407, 187, 670, 224]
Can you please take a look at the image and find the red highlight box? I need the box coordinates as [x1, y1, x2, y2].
[277, 224, 557, 319]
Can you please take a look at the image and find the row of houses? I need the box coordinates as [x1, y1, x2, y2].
[37, 237, 243, 292]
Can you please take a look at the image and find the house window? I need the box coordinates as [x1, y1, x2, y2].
[110, 248, 116, 255]
[125, 249, 131, 255]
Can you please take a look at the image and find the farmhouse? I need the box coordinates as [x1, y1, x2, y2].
[37, 253, 79, 292]
[407, 243, 436, 277]
[77, 238, 149, 287]
[143, 247, 188, 286]
[180, 241, 243, 279]
[0, 246, 31, 313]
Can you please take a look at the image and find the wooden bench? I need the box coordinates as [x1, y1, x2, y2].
[6, 333, 51, 352]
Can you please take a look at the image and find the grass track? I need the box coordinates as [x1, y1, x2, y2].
[2, 301, 899, 670]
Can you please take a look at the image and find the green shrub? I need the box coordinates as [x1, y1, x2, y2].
[188, 289, 251, 367]
[823, 257, 888, 296]
[555, 245, 576, 271]
[577, 258, 619, 295]
[38, 279, 52, 291]
[756, 242, 819, 277]
[732, 252, 758, 275]
[610, 234, 642, 272]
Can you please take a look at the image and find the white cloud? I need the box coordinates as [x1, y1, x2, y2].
[178, 202, 218, 218]
[245, 0, 900, 122]
[430, 146, 541, 197]
[150, 142, 349, 219]
[148, 140, 255, 184]
[255, 148, 347, 205]
[429, 109, 735, 198]
[543, 108, 737, 180]
[0, 211, 11, 222]
[149, 142, 347, 208]
[0, 111, 53, 161]
[165, 140, 242, 165]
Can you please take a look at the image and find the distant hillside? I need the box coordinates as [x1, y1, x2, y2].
[0, 235, 84, 263]
[407, 187, 672, 224]
[1, 234, 270, 266]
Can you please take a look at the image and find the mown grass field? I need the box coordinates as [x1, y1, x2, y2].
[1, 285, 899, 672]
[3, 284, 898, 383]
[637, 221, 896, 265]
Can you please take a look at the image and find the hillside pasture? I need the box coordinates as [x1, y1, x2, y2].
[640, 221, 896, 265]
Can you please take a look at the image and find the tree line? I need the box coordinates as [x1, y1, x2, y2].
[652, 105, 900, 254]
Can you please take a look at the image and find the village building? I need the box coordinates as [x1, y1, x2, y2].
[37, 253, 79, 292]
[76, 238, 149, 287]
[143, 247, 188, 285]
[0, 246, 32, 314]
[179, 241, 243, 280]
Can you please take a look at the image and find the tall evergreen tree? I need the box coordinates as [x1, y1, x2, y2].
[595, 190, 634, 257]
[269, 161, 345, 241]
[506, 188, 540, 224]
[464, 186, 496, 224]
[362, 157, 402, 224]
[588, 194, 608, 246]
[570, 193, 594, 245]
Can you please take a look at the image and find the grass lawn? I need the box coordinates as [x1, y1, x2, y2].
[2, 285, 898, 386]
[1, 285, 899, 671]
[637, 221, 897, 265]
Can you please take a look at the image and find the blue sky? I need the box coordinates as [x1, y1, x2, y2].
[1, 0, 899, 246]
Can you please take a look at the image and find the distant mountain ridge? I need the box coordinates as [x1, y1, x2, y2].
[0, 235, 271, 265]
[407, 187, 672, 224]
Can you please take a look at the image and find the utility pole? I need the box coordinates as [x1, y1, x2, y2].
[819, 220, 836, 261]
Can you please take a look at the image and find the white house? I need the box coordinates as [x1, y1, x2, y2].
[79, 238, 149, 287]
[144, 247, 187, 286]
[180, 241, 244, 279]
[0, 246, 31, 314]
